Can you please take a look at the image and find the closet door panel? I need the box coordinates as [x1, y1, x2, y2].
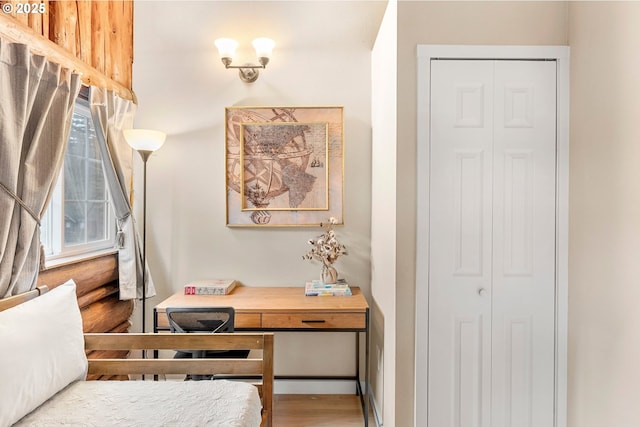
[428, 60, 493, 427]
[491, 60, 557, 427]
[428, 59, 558, 427]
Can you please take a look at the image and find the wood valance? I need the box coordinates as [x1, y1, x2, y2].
[0, 13, 135, 102]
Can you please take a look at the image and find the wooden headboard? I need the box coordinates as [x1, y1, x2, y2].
[0, 285, 48, 312]
[0, 288, 274, 427]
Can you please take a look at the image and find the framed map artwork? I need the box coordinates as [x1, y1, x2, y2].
[225, 106, 344, 226]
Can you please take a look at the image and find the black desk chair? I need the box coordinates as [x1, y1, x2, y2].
[165, 307, 250, 380]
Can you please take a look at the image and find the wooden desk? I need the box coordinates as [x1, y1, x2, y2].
[154, 285, 370, 426]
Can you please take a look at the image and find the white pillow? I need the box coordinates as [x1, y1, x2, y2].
[0, 279, 88, 426]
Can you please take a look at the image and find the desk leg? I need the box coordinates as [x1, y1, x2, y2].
[355, 329, 370, 427]
[365, 327, 370, 427]
[356, 333, 361, 396]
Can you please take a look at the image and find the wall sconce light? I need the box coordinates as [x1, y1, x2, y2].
[214, 37, 275, 83]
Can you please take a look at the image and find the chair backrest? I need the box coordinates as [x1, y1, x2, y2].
[165, 307, 235, 334]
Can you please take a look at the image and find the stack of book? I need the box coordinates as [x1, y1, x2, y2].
[184, 279, 237, 295]
[305, 280, 352, 297]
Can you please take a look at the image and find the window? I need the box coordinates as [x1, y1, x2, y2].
[41, 99, 115, 260]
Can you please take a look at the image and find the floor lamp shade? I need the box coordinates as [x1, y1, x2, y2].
[123, 129, 166, 152]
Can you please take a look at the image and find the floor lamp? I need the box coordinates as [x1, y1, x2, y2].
[123, 129, 166, 334]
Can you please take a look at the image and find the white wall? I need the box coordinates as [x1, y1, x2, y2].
[371, 2, 397, 425]
[568, 3, 640, 427]
[131, 1, 374, 391]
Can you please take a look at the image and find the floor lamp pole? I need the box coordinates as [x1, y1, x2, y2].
[138, 150, 152, 335]
[123, 128, 166, 342]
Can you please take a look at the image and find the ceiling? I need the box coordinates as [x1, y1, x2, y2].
[135, 1, 389, 54]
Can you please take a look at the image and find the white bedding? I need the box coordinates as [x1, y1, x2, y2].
[14, 380, 262, 427]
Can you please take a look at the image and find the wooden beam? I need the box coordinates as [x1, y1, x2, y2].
[91, 1, 107, 75]
[81, 295, 134, 333]
[41, 0, 49, 38]
[108, 0, 122, 83]
[38, 252, 119, 297]
[49, 0, 77, 55]
[27, 1, 45, 36]
[77, 282, 119, 309]
[76, 0, 91, 64]
[3, 0, 28, 26]
[122, 0, 133, 89]
[0, 14, 135, 101]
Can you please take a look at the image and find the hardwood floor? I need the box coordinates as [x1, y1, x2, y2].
[273, 394, 375, 427]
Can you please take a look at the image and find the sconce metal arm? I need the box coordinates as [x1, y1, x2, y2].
[224, 64, 266, 70]
[220, 57, 270, 83]
[221, 56, 270, 69]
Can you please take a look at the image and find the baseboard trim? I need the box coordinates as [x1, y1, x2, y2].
[274, 379, 358, 394]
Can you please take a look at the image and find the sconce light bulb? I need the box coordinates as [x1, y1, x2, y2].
[215, 38, 238, 59]
[252, 37, 275, 59]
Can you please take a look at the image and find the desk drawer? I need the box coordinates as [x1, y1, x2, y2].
[235, 313, 262, 329]
[262, 313, 366, 329]
[155, 312, 261, 330]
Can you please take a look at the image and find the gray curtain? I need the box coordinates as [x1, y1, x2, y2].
[89, 87, 156, 300]
[0, 40, 81, 297]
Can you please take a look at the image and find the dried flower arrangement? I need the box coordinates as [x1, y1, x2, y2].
[302, 217, 347, 284]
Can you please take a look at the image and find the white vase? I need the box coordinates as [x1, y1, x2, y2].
[321, 264, 338, 284]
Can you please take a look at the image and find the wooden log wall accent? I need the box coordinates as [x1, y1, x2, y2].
[0, 0, 134, 99]
[37, 252, 133, 381]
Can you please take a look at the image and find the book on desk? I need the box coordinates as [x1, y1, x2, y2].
[184, 279, 237, 295]
[305, 280, 352, 296]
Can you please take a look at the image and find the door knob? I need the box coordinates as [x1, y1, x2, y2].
[478, 288, 487, 297]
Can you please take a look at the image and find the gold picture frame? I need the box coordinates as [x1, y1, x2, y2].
[225, 106, 344, 226]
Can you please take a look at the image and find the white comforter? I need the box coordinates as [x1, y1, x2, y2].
[14, 380, 262, 427]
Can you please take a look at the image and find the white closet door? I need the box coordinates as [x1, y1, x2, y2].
[491, 60, 556, 427]
[428, 60, 494, 427]
[428, 59, 556, 427]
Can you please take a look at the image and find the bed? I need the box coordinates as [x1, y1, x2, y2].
[0, 281, 273, 427]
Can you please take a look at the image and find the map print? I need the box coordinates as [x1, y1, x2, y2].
[225, 107, 343, 226]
